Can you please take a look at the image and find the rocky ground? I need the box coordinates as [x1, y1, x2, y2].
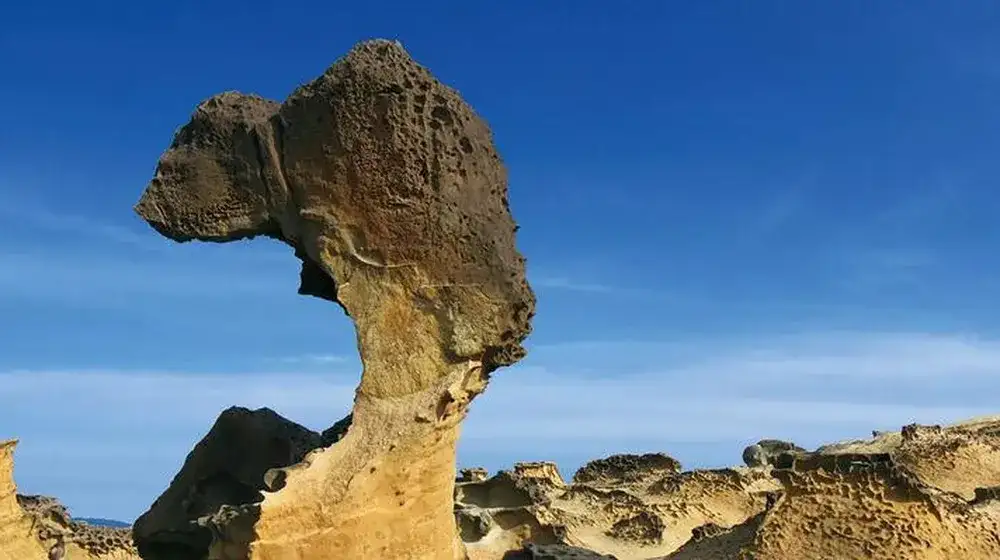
[459, 416, 1000, 559]
[4, 415, 1000, 559]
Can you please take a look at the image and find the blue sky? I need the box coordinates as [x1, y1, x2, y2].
[2, 1, 1000, 521]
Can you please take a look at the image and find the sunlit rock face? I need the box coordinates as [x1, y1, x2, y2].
[133, 39, 535, 560]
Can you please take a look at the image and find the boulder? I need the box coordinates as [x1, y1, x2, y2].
[134, 39, 534, 559]
[741, 439, 806, 468]
[132, 407, 323, 559]
[572, 453, 681, 487]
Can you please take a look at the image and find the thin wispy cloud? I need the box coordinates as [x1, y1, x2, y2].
[0, 186, 295, 262]
[748, 175, 818, 236]
[0, 250, 291, 305]
[754, 192, 802, 234]
[532, 276, 619, 294]
[878, 180, 967, 227]
[530, 273, 677, 302]
[0, 189, 156, 250]
[273, 354, 353, 365]
[833, 247, 936, 292]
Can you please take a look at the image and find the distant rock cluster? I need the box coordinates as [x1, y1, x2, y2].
[6, 413, 1000, 558]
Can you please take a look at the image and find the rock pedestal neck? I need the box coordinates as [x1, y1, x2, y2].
[134, 40, 535, 559]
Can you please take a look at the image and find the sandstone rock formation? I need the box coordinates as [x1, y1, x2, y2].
[456, 456, 779, 560]
[453, 418, 1000, 560]
[1, 439, 138, 560]
[133, 39, 534, 559]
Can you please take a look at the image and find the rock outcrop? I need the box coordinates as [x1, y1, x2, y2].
[456, 455, 779, 560]
[134, 39, 534, 559]
[452, 417, 1000, 559]
[723, 418, 1000, 560]
[1, 439, 138, 560]
[132, 407, 324, 559]
[740, 439, 806, 468]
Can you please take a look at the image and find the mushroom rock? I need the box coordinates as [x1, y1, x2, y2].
[134, 39, 535, 559]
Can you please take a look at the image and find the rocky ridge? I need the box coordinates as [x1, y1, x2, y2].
[456, 417, 1000, 560]
[6, 414, 1000, 558]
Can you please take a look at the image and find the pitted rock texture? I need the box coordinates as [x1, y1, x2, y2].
[658, 418, 1000, 560]
[134, 38, 534, 559]
[740, 454, 1000, 559]
[17, 495, 137, 560]
[454, 417, 1000, 559]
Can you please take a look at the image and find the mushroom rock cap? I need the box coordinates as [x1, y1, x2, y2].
[135, 40, 533, 382]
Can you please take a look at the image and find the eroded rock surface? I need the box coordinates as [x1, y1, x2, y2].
[456, 454, 778, 560]
[134, 38, 534, 559]
[453, 417, 1000, 560]
[18, 495, 138, 560]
